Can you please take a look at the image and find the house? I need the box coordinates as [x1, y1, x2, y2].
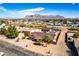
[0, 23, 6, 29]
[30, 32, 45, 41]
[41, 27, 51, 32]
[29, 31, 55, 42]
[17, 27, 41, 34]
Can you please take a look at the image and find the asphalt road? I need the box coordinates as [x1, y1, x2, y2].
[0, 44, 28, 56]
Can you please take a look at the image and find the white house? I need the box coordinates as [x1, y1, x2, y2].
[0, 23, 6, 29]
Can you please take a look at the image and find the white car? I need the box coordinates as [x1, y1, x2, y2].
[0, 52, 4, 56]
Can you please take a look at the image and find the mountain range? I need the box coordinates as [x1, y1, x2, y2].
[25, 14, 65, 19]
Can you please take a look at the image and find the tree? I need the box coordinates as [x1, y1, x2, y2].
[5, 26, 19, 39]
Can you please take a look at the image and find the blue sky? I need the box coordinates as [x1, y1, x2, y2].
[0, 3, 79, 18]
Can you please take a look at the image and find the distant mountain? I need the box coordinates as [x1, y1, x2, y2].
[25, 14, 65, 19]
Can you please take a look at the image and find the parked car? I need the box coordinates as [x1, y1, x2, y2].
[0, 52, 5, 56]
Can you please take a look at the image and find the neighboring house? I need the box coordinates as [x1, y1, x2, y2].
[18, 27, 41, 33]
[0, 23, 6, 29]
[66, 21, 73, 26]
[41, 27, 51, 32]
[54, 22, 63, 26]
[67, 23, 79, 27]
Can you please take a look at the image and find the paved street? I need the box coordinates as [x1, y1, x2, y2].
[0, 44, 27, 56]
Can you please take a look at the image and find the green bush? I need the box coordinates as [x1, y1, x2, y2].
[42, 35, 52, 44]
[52, 27, 60, 31]
[33, 39, 43, 46]
[68, 27, 79, 31]
[5, 26, 19, 39]
[34, 35, 52, 44]
[73, 32, 79, 38]
[24, 31, 30, 37]
[0, 27, 6, 35]
[36, 39, 43, 42]
[19, 24, 26, 27]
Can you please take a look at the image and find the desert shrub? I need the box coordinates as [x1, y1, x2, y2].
[33, 39, 43, 46]
[33, 42, 42, 46]
[73, 32, 79, 38]
[0, 27, 6, 35]
[24, 31, 30, 37]
[68, 27, 79, 31]
[36, 39, 43, 42]
[22, 36, 26, 39]
[19, 24, 26, 27]
[34, 35, 52, 44]
[77, 46, 79, 55]
[42, 35, 52, 44]
[5, 26, 19, 39]
[52, 27, 60, 31]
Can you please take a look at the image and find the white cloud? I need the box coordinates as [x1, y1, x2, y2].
[14, 7, 45, 17]
[19, 7, 44, 12]
[0, 7, 45, 18]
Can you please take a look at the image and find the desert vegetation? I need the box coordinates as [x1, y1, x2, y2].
[73, 32, 79, 38]
[68, 27, 79, 31]
[0, 26, 19, 39]
[33, 35, 52, 46]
